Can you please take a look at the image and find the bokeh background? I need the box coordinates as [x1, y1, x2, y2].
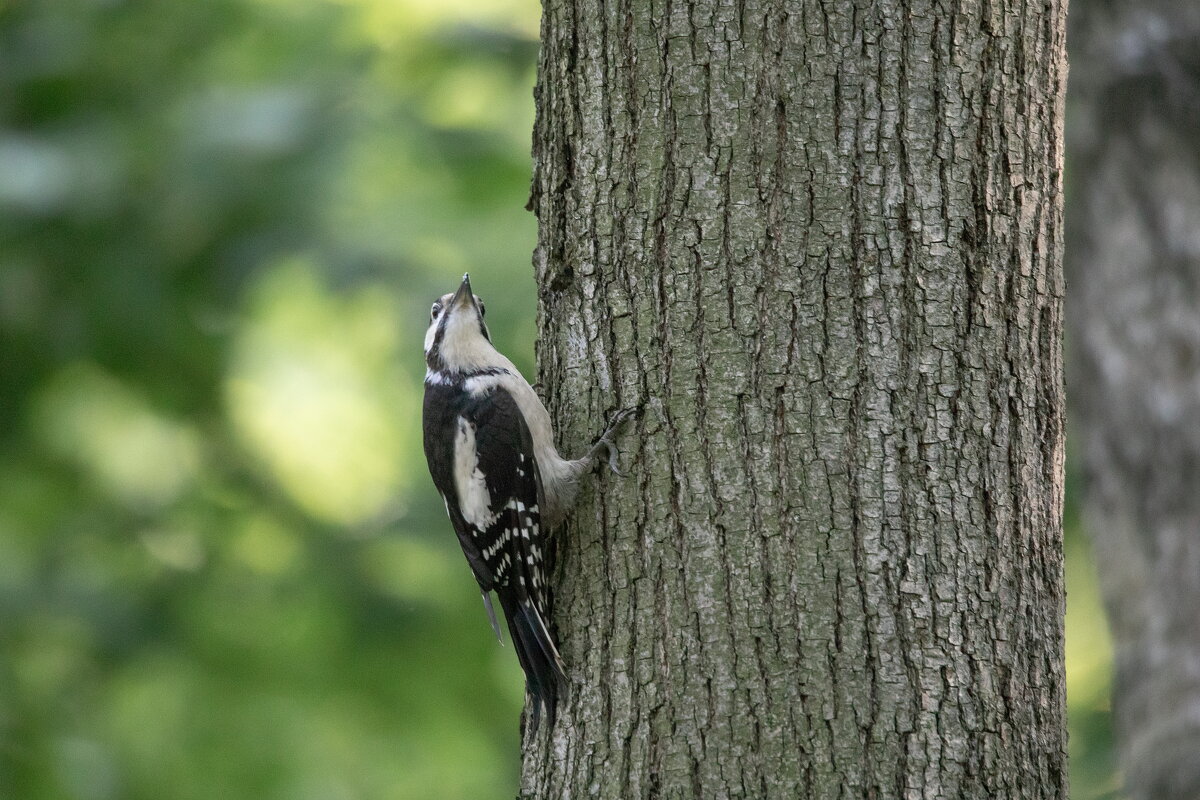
[0, 1, 1116, 798]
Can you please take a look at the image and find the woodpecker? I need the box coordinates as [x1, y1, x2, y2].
[421, 273, 631, 730]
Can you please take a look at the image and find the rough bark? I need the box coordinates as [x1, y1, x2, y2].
[1066, 4, 1200, 799]
[525, 0, 1068, 797]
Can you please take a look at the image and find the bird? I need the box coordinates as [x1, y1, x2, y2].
[421, 273, 632, 730]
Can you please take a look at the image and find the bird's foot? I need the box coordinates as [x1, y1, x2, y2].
[593, 407, 637, 477]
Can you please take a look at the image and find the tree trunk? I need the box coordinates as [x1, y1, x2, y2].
[526, 0, 1068, 797]
[1066, 4, 1200, 799]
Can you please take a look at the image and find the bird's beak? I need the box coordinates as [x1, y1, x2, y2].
[450, 273, 475, 311]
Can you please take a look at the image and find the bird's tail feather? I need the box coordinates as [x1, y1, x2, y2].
[499, 593, 566, 731]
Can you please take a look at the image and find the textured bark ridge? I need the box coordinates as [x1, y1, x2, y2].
[525, 0, 1067, 797]
[1067, 3, 1200, 799]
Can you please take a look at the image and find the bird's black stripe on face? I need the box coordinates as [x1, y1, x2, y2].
[426, 342, 445, 371]
[426, 308, 451, 370]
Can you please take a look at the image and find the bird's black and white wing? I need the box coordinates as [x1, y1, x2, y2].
[423, 380, 565, 727]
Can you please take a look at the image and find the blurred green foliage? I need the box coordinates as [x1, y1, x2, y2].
[0, 0, 539, 797]
[0, 0, 1119, 798]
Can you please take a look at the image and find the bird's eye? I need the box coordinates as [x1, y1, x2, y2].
[479, 301, 486, 317]
[431, 302, 442, 320]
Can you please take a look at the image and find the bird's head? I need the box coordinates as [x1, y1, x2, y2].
[424, 273, 495, 373]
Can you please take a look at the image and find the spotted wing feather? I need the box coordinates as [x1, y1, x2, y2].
[423, 380, 565, 728]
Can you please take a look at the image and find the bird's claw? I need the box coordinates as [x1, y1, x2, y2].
[599, 437, 624, 477]
[606, 407, 637, 431]
[595, 407, 637, 477]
